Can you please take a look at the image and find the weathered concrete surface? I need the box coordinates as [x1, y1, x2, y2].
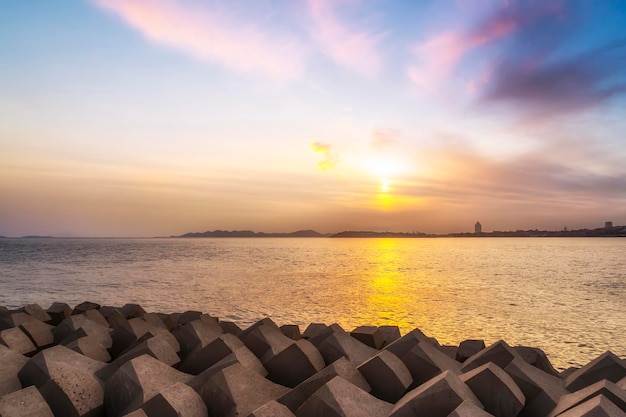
[140, 382, 207, 417]
[263, 339, 326, 388]
[104, 354, 192, 417]
[388, 370, 482, 417]
[53, 315, 113, 348]
[295, 376, 393, 417]
[72, 301, 101, 315]
[1, 312, 54, 349]
[383, 328, 435, 359]
[457, 340, 486, 363]
[66, 335, 112, 363]
[504, 357, 568, 417]
[351, 326, 385, 350]
[0, 385, 55, 417]
[514, 346, 560, 377]
[173, 320, 223, 360]
[400, 341, 462, 389]
[460, 362, 525, 417]
[547, 379, 626, 417]
[461, 340, 523, 373]
[47, 302, 72, 326]
[378, 326, 401, 347]
[18, 344, 106, 417]
[564, 351, 626, 392]
[281, 324, 302, 341]
[178, 333, 245, 375]
[97, 334, 180, 381]
[200, 362, 289, 417]
[0, 327, 36, 355]
[440, 345, 459, 360]
[302, 323, 346, 348]
[120, 304, 147, 320]
[239, 319, 293, 360]
[317, 331, 378, 366]
[278, 356, 371, 412]
[247, 400, 296, 417]
[448, 402, 496, 417]
[358, 350, 412, 403]
[20, 304, 52, 323]
[220, 321, 242, 336]
[0, 344, 29, 397]
[556, 394, 626, 417]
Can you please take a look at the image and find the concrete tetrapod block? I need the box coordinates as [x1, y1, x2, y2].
[504, 357, 568, 417]
[173, 320, 223, 360]
[72, 301, 101, 315]
[461, 340, 523, 373]
[281, 324, 302, 340]
[20, 304, 52, 323]
[295, 375, 393, 417]
[240, 321, 294, 360]
[120, 304, 148, 319]
[460, 362, 526, 417]
[441, 345, 460, 360]
[547, 380, 626, 417]
[178, 333, 245, 375]
[104, 354, 193, 417]
[47, 302, 72, 326]
[358, 350, 413, 403]
[0, 344, 29, 397]
[220, 321, 242, 336]
[0, 327, 36, 356]
[514, 346, 560, 377]
[0, 385, 55, 417]
[301, 323, 346, 348]
[317, 331, 378, 366]
[1, 312, 54, 349]
[388, 370, 483, 417]
[383, 328, 435, 359]
[448, 401, 496, 417]
[351, 326, 385, 350]
[97, 333, 180, 381]
[66, 335, 112, 363]
[263, 339, 326, 388]
[278, 356, 371, 412]
[247, 400, 296, 417]
[17, 345, 106, 417]
[378, 325, 401, 347]
[140, 313, 167, 330]
[53, 315, 113, 348]
[457, 340, 486, 363]
[618, 376, 626, 390]
[401, 341, 462, 389]
[139, 382, 207, 417]
[556, 394, 626, 417]
[126, 318, 180, 353]
[565, 351, 626, 392]
[83, 309, 110, 328]
[200, 362, 289, 417]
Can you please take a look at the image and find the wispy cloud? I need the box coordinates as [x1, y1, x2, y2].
[311, 142, 339, 170]
[307, 0, 383, 77]
[92, 0, 305, 80]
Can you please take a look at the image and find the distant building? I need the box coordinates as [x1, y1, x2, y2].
[474, 221, 482, 234]
[605, 221, 613, 229]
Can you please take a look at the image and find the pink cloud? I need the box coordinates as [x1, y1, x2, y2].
[408, 17, 518, 89]
[307, 0, 383, 77]
[92, 0, 305, 80]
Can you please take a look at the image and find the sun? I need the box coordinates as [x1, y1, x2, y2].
[366, 156, 407, 193]
[380, 178, 391, 192]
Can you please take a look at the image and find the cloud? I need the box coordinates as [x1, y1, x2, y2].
[370, 129, 400, 151]
[307, 0, 383, 77]
[92, 0, 305, 80]
[311, 142, 339, 170]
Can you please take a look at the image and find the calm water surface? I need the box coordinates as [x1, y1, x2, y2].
[0, 237, 624, 369]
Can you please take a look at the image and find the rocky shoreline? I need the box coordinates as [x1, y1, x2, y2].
[0, 302, 624, 416]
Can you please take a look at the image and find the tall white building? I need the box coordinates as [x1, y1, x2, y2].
[475, 221, 482, 234]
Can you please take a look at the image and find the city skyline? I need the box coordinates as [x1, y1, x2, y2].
[2, 1, 626, 237]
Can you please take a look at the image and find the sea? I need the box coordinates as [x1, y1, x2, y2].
[0, 237, 624, 370]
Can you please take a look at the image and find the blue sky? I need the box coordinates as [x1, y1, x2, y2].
[1, 0, 625, 236]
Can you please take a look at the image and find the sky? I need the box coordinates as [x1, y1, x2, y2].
[1, 0, 626, 237]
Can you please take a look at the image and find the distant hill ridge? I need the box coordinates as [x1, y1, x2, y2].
[176, 229, 328, 238]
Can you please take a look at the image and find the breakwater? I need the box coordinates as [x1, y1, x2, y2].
[1, 302, 625, 416]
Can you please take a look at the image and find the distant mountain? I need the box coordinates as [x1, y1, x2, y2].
[331, 231, 427, 238]
[175, 229, 328, 238]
